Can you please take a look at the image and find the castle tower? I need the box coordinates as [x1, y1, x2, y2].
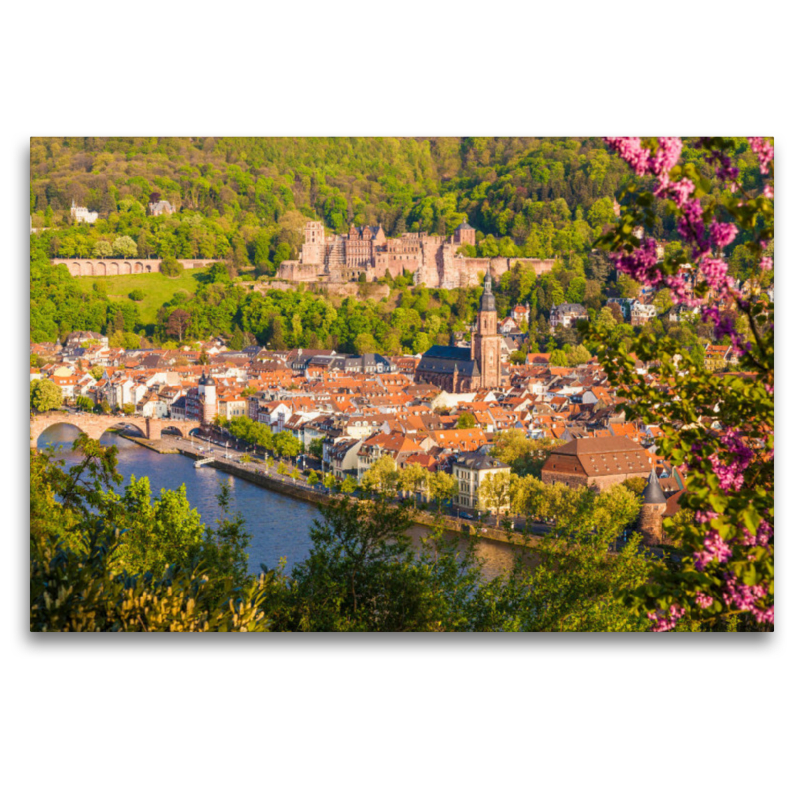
[638, 468, 667, 546]
[199, 370, 217, 426]
[472, 273, 503, 388]
[301, 220, 326, 265]
[454, 217, 475, 248]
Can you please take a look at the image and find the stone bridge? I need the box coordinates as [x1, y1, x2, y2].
[30, 412, 199, 447]
[51, 258, 218, 278]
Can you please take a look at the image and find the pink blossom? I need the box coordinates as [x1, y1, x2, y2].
[747, 137, 774, 175]
[698, 257, 731, 290]
[676, 200, 711, 256]
[763, 184, 774, 199]
[695, 593, 714, 609]
[694, 532, 732, 570]
[759, 256, 773, 272]
[722, 573, 772, 624]
[658, 177, 695, 206]
[647, 605, 686, 632]
[757, 520, 773, 546]
[709, 221, 738, 249]
[605, 137, 682, 182]
[694, 510, 719, 524]
[610, 237, 662, 285]
[605, 138, 652, 175]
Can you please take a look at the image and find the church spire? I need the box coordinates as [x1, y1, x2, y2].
[479, 272, 496, 313]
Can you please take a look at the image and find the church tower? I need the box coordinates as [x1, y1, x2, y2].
[472, 272, 503, 388]
[199, 370, 217, 426]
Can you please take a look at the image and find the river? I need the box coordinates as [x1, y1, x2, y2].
[36, 423, 523, 578]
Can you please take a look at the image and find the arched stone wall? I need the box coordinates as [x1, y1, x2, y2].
[133, 262, 143, 274]
[95, 262, 107, 276]
[120, 262, 132, 274]
[108, 262, 119, 276]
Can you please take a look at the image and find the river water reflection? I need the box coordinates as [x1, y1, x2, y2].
[37, 423, 524, 579]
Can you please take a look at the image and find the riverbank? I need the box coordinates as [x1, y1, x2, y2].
[126, 434, 543, 550]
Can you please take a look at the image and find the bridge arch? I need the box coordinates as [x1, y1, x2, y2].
[162, 423, 201, 438]
[102, 420, 147, 439]
[32, 419, 88, 449]
[31, 412, 165, 448]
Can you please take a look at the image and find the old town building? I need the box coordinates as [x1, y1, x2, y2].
[541, 436, 653, 491]
[453, 452, 511, 513]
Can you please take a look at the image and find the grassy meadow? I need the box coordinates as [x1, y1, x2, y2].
[75, 268, 212, 325]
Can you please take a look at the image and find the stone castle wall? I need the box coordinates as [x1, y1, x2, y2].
[277, 222, 557, 289]
[54, 258, 219, 278]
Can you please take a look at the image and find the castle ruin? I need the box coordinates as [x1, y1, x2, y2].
[278, 220, 556, 289]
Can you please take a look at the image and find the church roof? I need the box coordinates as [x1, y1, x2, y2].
[417, 345, 480, 376]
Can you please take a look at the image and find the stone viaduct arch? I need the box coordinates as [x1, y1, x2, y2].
[30, 412, 198, 447]
[53, 258, 219, 277]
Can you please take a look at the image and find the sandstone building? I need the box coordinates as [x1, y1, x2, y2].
[541, 436, 653, 491]
[278, 219, 556, 289]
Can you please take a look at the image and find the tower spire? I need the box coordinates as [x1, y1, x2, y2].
[479, 271, 495, 312]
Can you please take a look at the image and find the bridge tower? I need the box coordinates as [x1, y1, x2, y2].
[199, 370, 217, 426]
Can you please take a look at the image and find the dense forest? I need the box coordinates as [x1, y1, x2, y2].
[30, 136, 768, 268]
[29, 137, 770, 352]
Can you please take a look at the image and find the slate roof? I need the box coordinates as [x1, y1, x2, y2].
[479, 275, 496, 313]
[642, 468, 667, 504]
[453, 451, 509, 471]
[418, 345, 479, 376]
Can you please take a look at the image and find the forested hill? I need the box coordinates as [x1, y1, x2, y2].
[31, 137, 766, 271]
[32, 137, 625, 235]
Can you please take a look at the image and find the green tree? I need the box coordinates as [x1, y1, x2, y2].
[30, 379, 62, 413]
[308, 438, 325, 460]
[455, 412, 477, 429]
[427, 471, 457, 512]
[113, 236, 138, 258]
[93, 240, 113, 258]
[361, 455, 398, 495]
[478, 471, 512, 524]
[490, 430, 557, 479]
[160, 256, 184, 277]
[340, 476, 357, 494]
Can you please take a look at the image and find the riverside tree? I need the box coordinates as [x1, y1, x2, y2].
[30, 378, 62, 413]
